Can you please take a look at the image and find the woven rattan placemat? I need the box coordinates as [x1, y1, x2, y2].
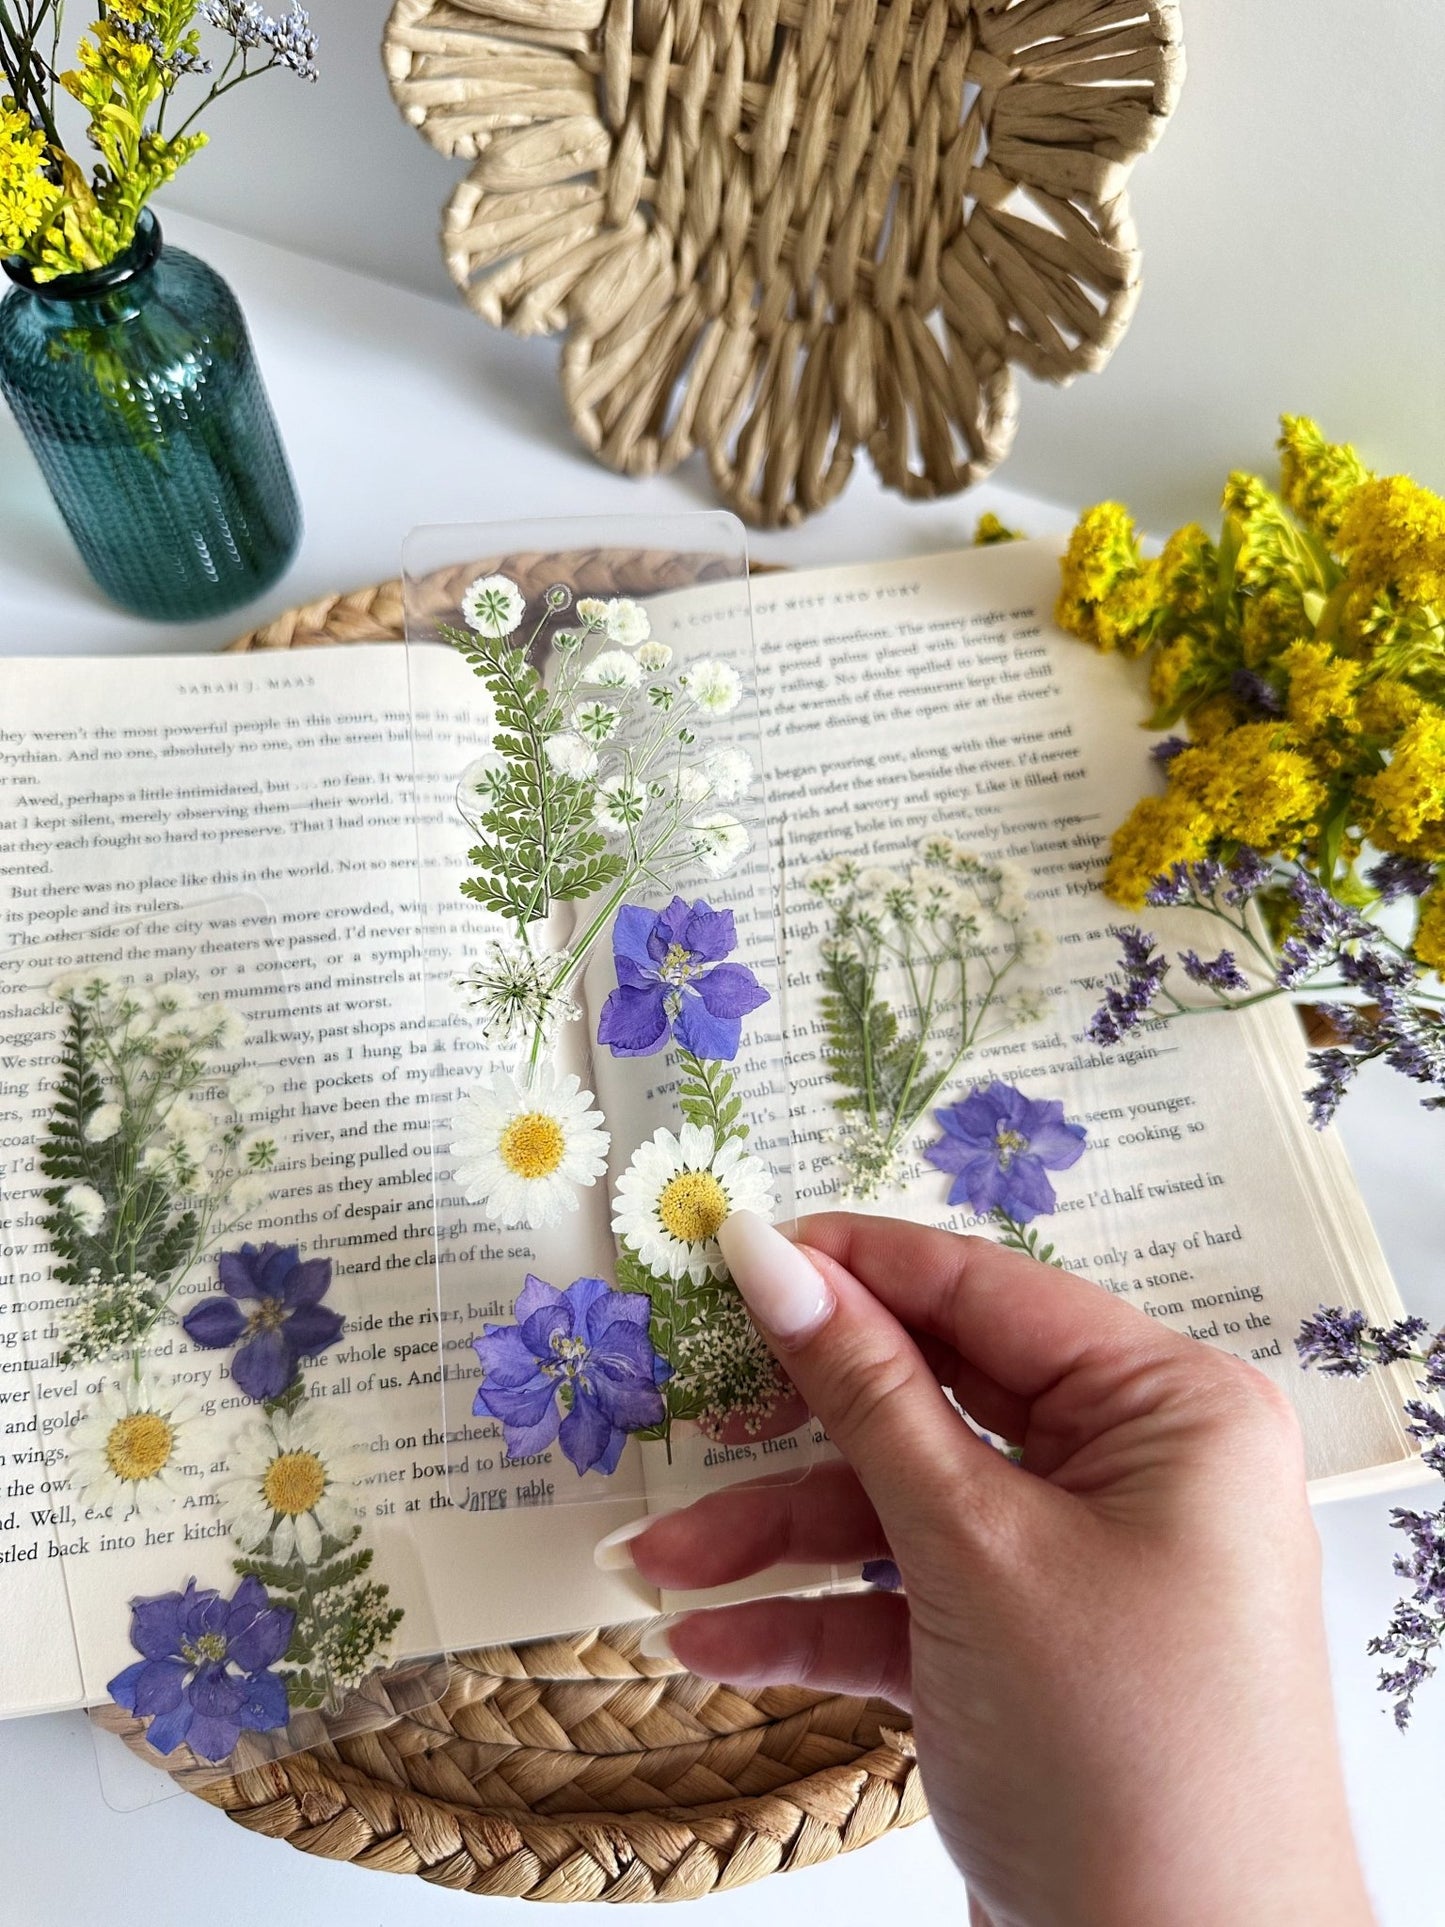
[93, 561, 923, 1902]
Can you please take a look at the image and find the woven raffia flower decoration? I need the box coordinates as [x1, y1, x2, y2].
[385, 0, 1183, 526]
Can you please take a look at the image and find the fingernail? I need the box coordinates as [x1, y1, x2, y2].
[636, 1613, 691, 1663]
[594, 1516, 654, 1572]
[718, 1210, 835, 1347]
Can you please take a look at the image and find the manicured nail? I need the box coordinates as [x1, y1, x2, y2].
[717, 1210, 835, 1348]
[636, 1614, 691, 1662]
[594, 1516, 654, 1572]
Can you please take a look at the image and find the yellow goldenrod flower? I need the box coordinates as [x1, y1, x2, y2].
[1284, 639, 1362, 739]
[1187, 694, 1245, 743]
[0, 97, 57, 257]
[1278, 415, 1372, 545]
[1337, 476, 1445, 607]
[1414, 886, 1445, 975]
[974, 512, 1021, 546]
[1170, 724, 1327, 852]
[1056, 503, 1158, 654]
[1356, 676, 1427, 741]
[1104, 792, 1216, 907]
[1359, 708, 1445, 860]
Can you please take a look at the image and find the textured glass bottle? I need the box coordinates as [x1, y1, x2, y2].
[0, 214, 301, 622]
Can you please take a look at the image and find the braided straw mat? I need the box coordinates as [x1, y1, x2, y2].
[383, 0, 1183, 528]
[93, 557, 924, 1903]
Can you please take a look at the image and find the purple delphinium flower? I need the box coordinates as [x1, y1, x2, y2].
[925, 1082, 1086, 1222]
[597, 897, 769, 1063]
[1088, 926, 1170, 1046]
[108, 1576, 292, 1762]
[862, 1560, 903, 1592]
[1180, 948, 1249, 993]
[183, 1244, 343, 1402]
[1367, 853, 1437, 903]
[473, 1275, 671, 1477]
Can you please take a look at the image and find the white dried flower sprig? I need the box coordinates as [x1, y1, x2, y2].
[809, 834, 1052, 1199]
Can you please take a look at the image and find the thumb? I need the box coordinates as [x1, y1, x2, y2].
[716, 1211, 1011, 1542]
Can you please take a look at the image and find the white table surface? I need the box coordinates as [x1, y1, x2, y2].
[2, 210, 1442, 1926]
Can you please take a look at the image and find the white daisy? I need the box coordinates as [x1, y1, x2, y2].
[681, 659, 742, 716]
[636, 640, 673, 672]
[584, 649, 642, 691]
[691, 812, 750, 878]
[545, 732, 599, 780]
[594, 774, 650, 836]
[84, 1103, 122, 1144]
[217, 1404, 367, 1566]
[462, 573, 526, 638]
[63, 1183, 106, 1236]
[572, 700, 622, 744]
[451, 1064, 610, 1229]
[603, 597, 651, 647]
[703, 747, 754, 803]
[68, 1373, 201, 1519]
[613, 1125, 774, 1286]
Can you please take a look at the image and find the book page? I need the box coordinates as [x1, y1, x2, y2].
[727, 543, 1412, 1490]
[0, 648, 657, 1719]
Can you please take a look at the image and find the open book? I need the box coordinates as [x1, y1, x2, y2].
[0, 539, 1418, 1734]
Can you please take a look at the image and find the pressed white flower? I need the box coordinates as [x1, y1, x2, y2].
[675, 767, 713, 807]
[681, 658, 742, 716]
[57, 1271, 160, 1368]
[691, 812, 750, 878]
[553, 627, 584, 654]
[917, 832, 964, 865]
[68, 1373, 202, 1519]
[805, 857, 860, 899]
[240, 1131, 280, 1171]
[572, 700, 622, 744]
[584, 648, 642, 691]
[594, 774, 650, 836]
[458, 941, 580, 1046]
[603, 597, 651, 647]
[858, 867, 905, 897]
[84, 1103, 123, 1144]
[217, 1404, 367, 1566]
[63, 1183, 106, 1237]
[545, 732, 600, 780]
[612, 1124, 774, 1286]
[227, 1069, 271, 1116]
[462, 573, 526, 638]
[228, 1173, 270, 1215]
[450, 1064, 610, 1229]
[636, 639, 673, 672]
[458, 751, 509, 812]
[576, 596, 608, 625]
[703, 747, 754, 803]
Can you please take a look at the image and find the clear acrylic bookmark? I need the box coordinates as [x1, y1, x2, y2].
[402, 515, 817, 1518]
[0, 902, 446, 1808]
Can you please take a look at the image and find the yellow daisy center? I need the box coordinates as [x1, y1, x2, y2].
[657, 1170, 729, 1246]
[263, 1449, 328, 1517]
[105, 1411, 175, 1484]
[500, 1110, 567, 1180]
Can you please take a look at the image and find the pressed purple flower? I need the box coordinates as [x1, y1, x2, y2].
[597, 897, 769, 1063]
[108, 1576, 293, 1762]
[1088, 926, 1170, 1046]
[182, 1243, 343, 1402]
[1295, 1306, 1371, 1376]
[925, 1082, 1086, 1222]
[1229, 666, 1285, 716]
[1367, 853, 1437, 903]
[1149, 736, 1191, 767]
[473, 1274, 671, 1477]
[1180, 947, 1249, 993]
[1222, 850, 1273, 904]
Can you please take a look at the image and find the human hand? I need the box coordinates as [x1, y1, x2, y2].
[595, 1212, 1375, 1927]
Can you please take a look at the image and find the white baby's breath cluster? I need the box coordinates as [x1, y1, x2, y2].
[56, 1269, 163, 1369]
[672, 1292, 791, 1439]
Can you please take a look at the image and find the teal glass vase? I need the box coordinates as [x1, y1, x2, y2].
[0, 213, 301, 622]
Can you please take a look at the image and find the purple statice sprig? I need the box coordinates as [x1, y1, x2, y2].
[1298, 1307, 1445, 1728]
[1092, 855, 1445, 1125]
[201, 3, 319, 81]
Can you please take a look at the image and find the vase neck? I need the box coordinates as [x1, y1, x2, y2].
[3, 212, 164, 306]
